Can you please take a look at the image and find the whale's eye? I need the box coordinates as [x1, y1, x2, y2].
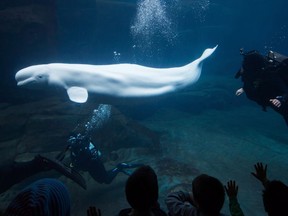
[38, 75, 43, 79]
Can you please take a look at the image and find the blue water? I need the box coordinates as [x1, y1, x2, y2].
[1, 0, 288, 215]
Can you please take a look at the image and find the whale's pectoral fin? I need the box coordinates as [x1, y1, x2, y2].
[67, 87, 88, 103]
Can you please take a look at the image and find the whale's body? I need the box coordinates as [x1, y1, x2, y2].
[15, 46, 217, 103]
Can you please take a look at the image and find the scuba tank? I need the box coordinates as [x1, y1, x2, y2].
[235, 48, 288, 79]
[266, 50, 288, 84]
[267, 50, 288, 66]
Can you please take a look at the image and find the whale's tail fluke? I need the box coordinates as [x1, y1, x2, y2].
[198, 45, 218, 61]
[180, 45, 218, 87]
[185, 45, 218, 69]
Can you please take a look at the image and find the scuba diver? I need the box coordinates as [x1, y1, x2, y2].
[56, 104, 143, 184]
[56, 133, 143, 184]
[235, 48, 288, 125]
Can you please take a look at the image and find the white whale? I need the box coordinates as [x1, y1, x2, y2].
[15, 45, 217, 103]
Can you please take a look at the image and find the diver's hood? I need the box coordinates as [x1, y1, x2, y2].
[242, 50, 266, 71]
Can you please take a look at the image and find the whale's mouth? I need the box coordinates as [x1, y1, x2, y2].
[17, 77, 36, 86]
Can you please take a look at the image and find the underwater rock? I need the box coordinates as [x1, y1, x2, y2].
[72, 105, 161, 153]
[0, 0, 58, 95]
[0, 97, 161, 165]
[156, 157, 200, 177]
[0, 139, 19, 164]
[0, 4, 56, 34]
[0, 104, 30, 142]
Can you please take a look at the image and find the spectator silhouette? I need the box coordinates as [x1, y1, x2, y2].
[251, 162, 288, 216]
[4, 178, 70, 216]
[166, 174, 243, 216]
[118, 165, 167, 216]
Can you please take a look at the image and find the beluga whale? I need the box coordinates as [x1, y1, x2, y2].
[15, 45, 217, 103]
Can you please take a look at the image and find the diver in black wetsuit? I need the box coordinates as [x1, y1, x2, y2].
[59, 133, 143, 184]
[54, 104, 144, 184]
[235, 49, 288, 125]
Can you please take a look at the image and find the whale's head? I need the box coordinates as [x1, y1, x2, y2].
[15, 64, 50, 88]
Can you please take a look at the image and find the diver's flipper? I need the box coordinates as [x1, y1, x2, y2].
[55, 145, 70, 161]
[121, 169, 132, 176]
[117, 163, 144, 169]
[67, 87, 88, 103]
[37, 155, 87, 190]
[117, 163, 144, 176]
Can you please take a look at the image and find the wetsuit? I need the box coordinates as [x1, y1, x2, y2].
[69, 135, 142, 184]
[236, 51, 288, 125]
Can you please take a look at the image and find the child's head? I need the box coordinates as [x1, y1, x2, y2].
[192, 174, 225, 215]
[125, 165, 159, 212]
[263, 180, 288, 216]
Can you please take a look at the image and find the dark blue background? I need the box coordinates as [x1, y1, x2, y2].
[1, 0, 288, 103]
